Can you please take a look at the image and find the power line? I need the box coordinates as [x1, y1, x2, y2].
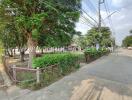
[104, 0, 111, 26]
[58, 1, 98, 27]
[104, 0, 116, 35]
[80, 15, 96, 27]
[81, 8, 98, 25]
[79, 15, 95, 27]
[79, 19, 93, 27]
[86, 0, 106, 26]
[85, 0, 99, 20]
[58, 0, 98, 27]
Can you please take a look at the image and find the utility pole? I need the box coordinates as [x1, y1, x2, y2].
[98, 0, 104, 28]
[96, 0, 104, 50]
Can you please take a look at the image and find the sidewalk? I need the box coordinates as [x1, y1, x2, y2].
[0, 64, 12, 87]
[0, 72, 4, 86]
[0, 64, 31, 100]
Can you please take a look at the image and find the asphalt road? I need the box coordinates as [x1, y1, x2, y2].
[86, 49, 132, 85]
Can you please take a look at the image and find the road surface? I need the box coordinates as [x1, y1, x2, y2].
[1, 48, 132, 100]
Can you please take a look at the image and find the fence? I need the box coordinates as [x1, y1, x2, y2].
[10, 64, 58, 83]
[1, 56, 59, 84]
[2, 54, 83, 84]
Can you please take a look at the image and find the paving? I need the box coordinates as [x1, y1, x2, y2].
[0, 64, 31, 100]
[0, 73, 4, 86]
[0, 48, 132, 100]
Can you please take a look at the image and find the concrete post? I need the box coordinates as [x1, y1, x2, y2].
[36, 67, 40, 83]
[12, 65, 16, 82]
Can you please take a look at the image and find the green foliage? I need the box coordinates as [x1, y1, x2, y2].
[0, 24, 17, 49]
[0, 23, 27, 55]
[84, 48, 99, 59]
[32, 29, 39, 40]
[73, 27, 114, 49]
[33, 53, 81, 74]
[0, 0, 82, 48]
[84, 47, 109, 59]
[0, 41, 4, 58]
[17, 72, 35, 81]
[73, 35, 88, 49]
[85, 27, 113, 47]
[122, 35, 132, 47]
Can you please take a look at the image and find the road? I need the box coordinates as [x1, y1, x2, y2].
[1, 48, 132, 100]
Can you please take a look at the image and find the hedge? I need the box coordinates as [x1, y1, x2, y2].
[84, 47, 109, 62]
[32, 53, 81, 74]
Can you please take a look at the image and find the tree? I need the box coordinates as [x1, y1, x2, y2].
[0, 23, 16, 57]
[122, 35, 132, 47]
[14, 27, 27, 62]
[0, 2, 27, 60]
[73, 35, 90, 49]
[85, 27, 113, 47]
[0, 22, 27, 61]
[0, 0, 81, 67]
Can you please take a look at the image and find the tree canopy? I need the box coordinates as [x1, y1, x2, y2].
[0, 0, 81, 47]
[0, 0, 82, 66]
[86, 27, 114, 47]
[74, 27, 115, 49]
[122, 35, 132, 47]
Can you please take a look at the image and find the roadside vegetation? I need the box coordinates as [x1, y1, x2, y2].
[84, 47, 109, 62]
[122, 35, 132, 47]
[73, 27, 115, 49]
[18, 52, 84, 90]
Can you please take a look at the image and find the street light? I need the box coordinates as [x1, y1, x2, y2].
[103, 11, 118, 21]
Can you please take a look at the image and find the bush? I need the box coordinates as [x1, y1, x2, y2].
[32, 53, 81, 74]
[84, 47, 109, 62]
[98, 47, 109, 55]
[84, 48, 99, 58]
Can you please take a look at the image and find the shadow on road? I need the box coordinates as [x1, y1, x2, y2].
[71, 77, 132, 100]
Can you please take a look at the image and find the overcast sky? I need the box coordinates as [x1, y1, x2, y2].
[75, 0, 132, 45]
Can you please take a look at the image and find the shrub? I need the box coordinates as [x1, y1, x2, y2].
[32, 53, 81, 74]
[84, 48, 99, 58]
[98, 47, 109, 54]
[84, 47, 109, 62]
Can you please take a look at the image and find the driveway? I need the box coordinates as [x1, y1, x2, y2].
[1, 48, 132, 100]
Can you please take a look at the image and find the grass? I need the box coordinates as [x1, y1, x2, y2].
[18, 67, 64, 90]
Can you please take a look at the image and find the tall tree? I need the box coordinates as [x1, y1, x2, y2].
[0, 22, 27, 61]
[0, 0, 81, 67]
[0, 23, 16, 57]
[85, 27, 113, 47]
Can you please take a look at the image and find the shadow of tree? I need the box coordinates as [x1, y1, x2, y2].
[70, 77, 132, 100]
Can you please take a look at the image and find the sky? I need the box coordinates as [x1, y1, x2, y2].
[75, 0, 132, 46]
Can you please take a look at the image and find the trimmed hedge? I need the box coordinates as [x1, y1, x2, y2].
[32, 53, 81, 74]
[84, 47, 109, 62]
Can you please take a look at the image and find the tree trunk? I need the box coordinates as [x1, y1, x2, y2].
[7, 49, 13, 57]
[10, 49, 13, 57]
[13, 49, 16, 56]
[41, 48, 44, 54]
[27, 36, 36, 68]
[20, 50, 25, 62]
